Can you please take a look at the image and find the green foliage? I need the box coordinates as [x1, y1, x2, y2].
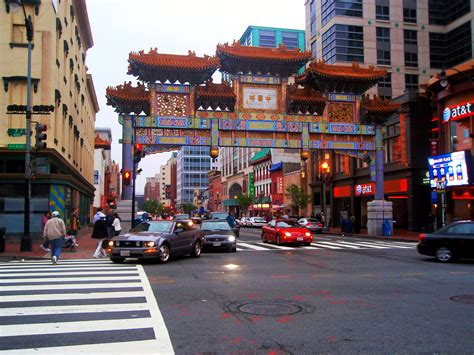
[285, 184, 312, 210]
[142, 199, 164, 215]
[236, 194, 255, 213]
[180, 203, 197, 214]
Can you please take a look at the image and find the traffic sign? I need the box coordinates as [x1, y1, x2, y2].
[7, 144, 26, 150]
[7, 128, 26, 137]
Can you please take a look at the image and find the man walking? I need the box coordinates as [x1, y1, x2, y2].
[43, 211, 66, 264]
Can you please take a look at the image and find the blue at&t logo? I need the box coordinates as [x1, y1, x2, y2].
[443, 107, 451, 122]
[355, 185, 362, 195]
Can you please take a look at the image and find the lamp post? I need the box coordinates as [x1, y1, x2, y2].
[10, 0, 34, 251]
[320, 160, 330, 228]
[439, 67, 474, 88]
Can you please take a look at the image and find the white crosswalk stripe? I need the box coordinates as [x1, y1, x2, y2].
[236, 239, 416, 252]
[0, 259, 174, 354]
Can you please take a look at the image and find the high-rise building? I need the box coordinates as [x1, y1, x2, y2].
[144, 176, 160, 202]
[0, 0, 98, 235]
[158, 153, 177, 207]
[305, 0, 472, 97]
[176, 147, 219, 205]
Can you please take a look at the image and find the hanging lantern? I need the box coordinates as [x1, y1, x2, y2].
[210, 147, 219, 159]
[300, 150, 309, 161]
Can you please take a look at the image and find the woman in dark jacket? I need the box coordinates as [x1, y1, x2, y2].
[91, 215, 109, 258]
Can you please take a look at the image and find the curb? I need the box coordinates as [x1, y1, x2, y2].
[322, 232, 418, 243]
[0, 255, 46, 262]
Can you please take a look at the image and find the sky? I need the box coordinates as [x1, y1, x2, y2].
[85, 0, 305, 193]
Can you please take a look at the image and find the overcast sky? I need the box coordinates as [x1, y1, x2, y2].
[86, 0, 305, 193]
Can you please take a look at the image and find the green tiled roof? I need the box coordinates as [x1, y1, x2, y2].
[250, 148, 270, 163]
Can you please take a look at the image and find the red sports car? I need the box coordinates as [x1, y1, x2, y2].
[261, 219, 313, 246]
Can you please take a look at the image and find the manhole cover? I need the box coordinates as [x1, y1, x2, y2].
[237, 301, 303, 316]
[450, 295, 474, 304]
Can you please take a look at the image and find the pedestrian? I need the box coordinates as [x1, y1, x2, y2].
[91, 212, 108, 258]
[43, 211, 66, 264]
[93, 208, 103, 224]
[40, 211, 51, 252]
[111, 213, 122, 236]
[105, 210, 114, 238]
[67, 208, 80, 247]
[226, 212, 236, 228]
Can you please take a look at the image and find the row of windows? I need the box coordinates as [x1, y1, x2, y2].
[258, 30, 300, 49]
[429, 21, 472, 69]
[321, 0, 363, 26]
[322, 24, 364, 63]
[428, 0, 470, 25]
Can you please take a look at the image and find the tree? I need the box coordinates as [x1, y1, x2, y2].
[237, 194, 254, 215]
[180, 203, 197, 214]
[285, 184, 312, 215]
[142, 199, 164, 215]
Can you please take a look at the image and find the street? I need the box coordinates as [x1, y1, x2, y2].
[1, 228, 474, 353]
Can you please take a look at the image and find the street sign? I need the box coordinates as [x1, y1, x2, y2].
[7, 128, 26, 137]
[7, 144, 26, 150]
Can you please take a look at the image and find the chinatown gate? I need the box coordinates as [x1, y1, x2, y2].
[106, 43, 400, 235]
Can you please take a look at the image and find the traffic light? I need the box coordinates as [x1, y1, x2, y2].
[123, 171, 131, 187]
[134, 144, 144, 163]
[34, 123, 47, 149]
[320, 161, 330, 174]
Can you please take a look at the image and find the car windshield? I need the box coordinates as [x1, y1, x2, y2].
[130, 221, 173, 233]
[276, 220, 298, 228]
[201, 221, 231, 231]
[253, 218, 265, 222]
[211, 213, 228, 219]
[175, 214, 190, 220]
[306, 219, 320, 223]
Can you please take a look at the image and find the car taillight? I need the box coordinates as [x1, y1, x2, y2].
[418, 233, 426, 242]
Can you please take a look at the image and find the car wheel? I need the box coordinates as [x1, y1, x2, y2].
[261, 233, 267, 243]
[276, 234, 281, 246]
[158, 243, 170, 263]
[190, 241, 201, 258]
[436, 247, 453, 262]
[304, 242, 311, 246]
[230, 246, 237, 252]
[110, 257, 125, 264]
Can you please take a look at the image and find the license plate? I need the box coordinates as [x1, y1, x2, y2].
[297, 237, 303, 241]
[120, 250, 130, 257]
[213, 242, 221, 246]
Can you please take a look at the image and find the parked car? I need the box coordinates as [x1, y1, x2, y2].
[298, 218, 323, 234]
[261, 219, 313, 246]
[417, 220, 474, 262]
[107, 220, 202, 264]
[248, 217, 267, 228]
[175, 214, 190, 221]
[239, 217, 251, 227]
[200, 219, 237, 252]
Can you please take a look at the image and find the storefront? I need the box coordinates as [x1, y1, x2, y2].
[333, 178, 412, 230]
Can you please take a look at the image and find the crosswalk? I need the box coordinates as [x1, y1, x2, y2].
[235, 238, 416, 252]
[0, 259, 174, 354]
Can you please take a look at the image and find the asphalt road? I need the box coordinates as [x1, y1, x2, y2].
[1, 228, 473, 354]
[146, 227, 474, 353]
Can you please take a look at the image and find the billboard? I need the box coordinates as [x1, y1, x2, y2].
[428, 151, 471, 188]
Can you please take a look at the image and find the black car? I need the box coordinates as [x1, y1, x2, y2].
[107, 220, 202, 263]
[200, 219, 237, 252]
[417, 220, 474, 262]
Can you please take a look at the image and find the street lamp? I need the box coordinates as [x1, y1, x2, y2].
[439, 67, 474, 88]
[11, 0, 34, 251]
[320, 160, 331, 228]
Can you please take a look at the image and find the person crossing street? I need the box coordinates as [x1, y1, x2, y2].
[43, 211, 66, 265]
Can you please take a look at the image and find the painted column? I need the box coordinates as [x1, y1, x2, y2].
[375, 124, 384, 200]
[120, 114, 133, 200]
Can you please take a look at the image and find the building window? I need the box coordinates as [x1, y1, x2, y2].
[376, 27, 390, 43]
[403, 8, 417, 23]
[322, 24, 364, 63]
[259, 30, 276, 47]
[428, 0, 470, 26]
[311, 40, 317, 56]
[310, 0, 317, 35]
[429, 32, 446, 68]
[404, 52, 418, 67]
[405, 74, 419, 89]
[404, 29, 417, 45]
[377, 50, 391, 65]
[378, 73, 392, 98]
[376, 0, 390, 20]
[11, 24, 26, 44]
[321, 0, 363, 26]
[384, 136, 402, 163]
[282, 31, 299, 50]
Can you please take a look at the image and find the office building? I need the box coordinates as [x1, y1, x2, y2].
[0, 0, 98, 236]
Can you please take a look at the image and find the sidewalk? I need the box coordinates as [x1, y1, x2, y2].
[0, 227, 99, 261]
[327, 227, 420, 242]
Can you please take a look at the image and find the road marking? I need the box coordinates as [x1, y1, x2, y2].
[311, 242, 343, 249]
[255, 242, 294, 250]
[336, 241, 387, 249]
[0, 276, 140, 284]
[0, 282, 143, 292]
[0, 291, 146, 303]
[238, 242, 269, 251]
